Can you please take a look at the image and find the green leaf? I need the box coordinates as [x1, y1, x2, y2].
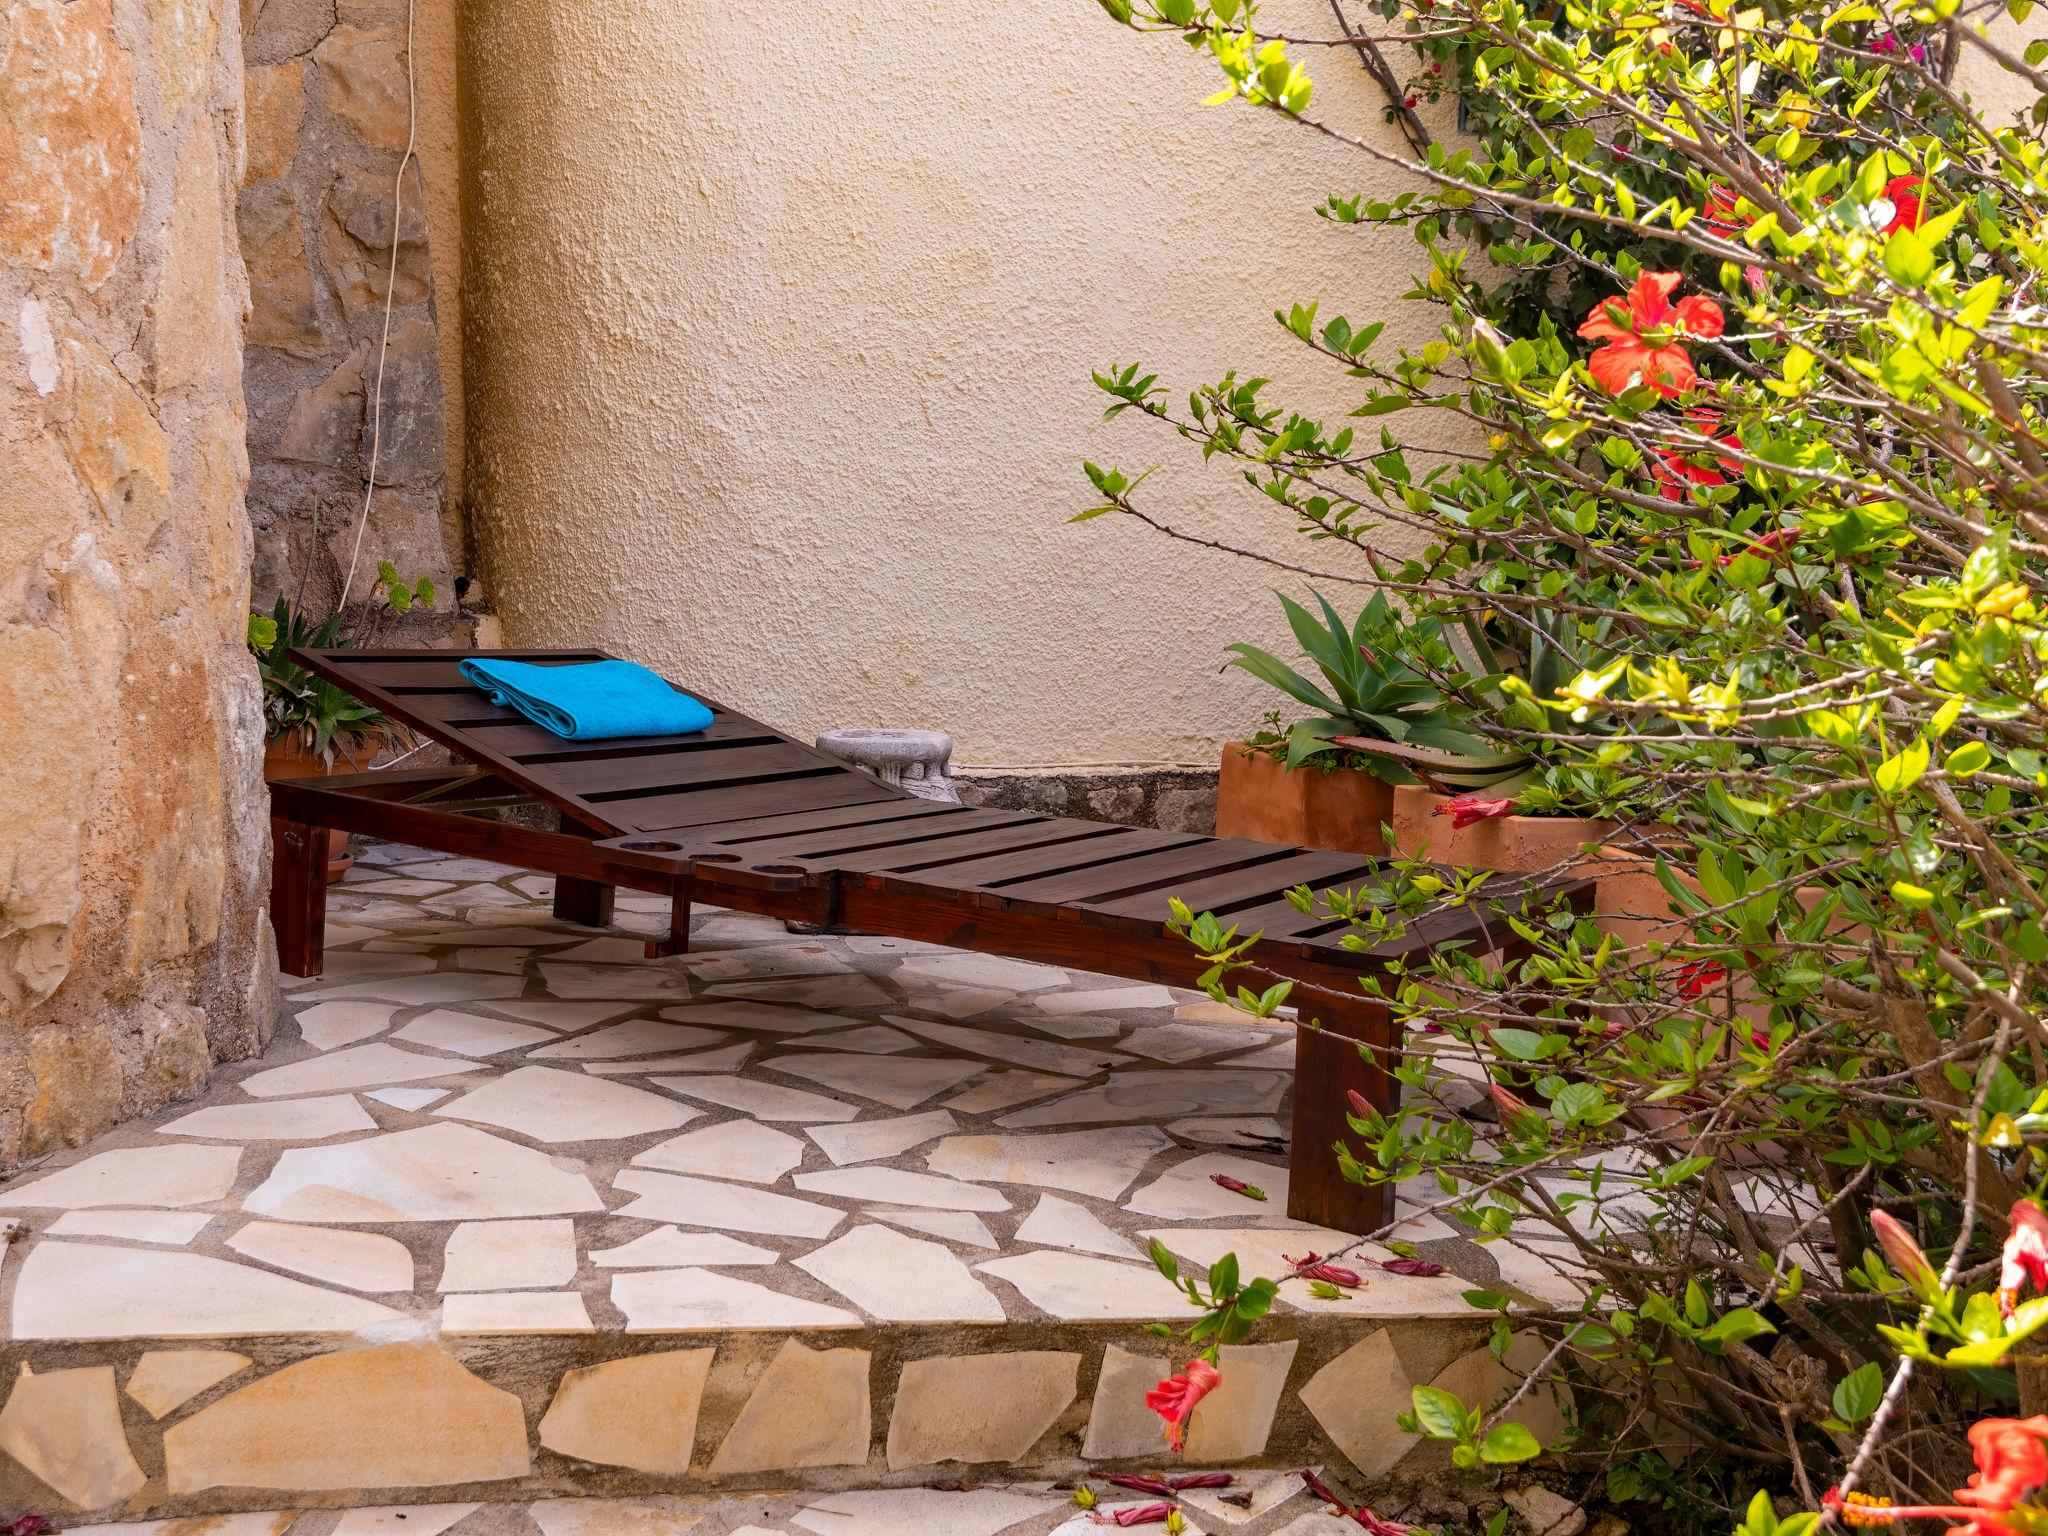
[1409, 1384, 1467, 1440]
[1873, 740, 1930, 797]
[1148, 1239, 1179, 1285]
[1832, 1361, 1884, 1423]
[1884, 228, 1935, 286]
[1478, 1422, 1542, 1463]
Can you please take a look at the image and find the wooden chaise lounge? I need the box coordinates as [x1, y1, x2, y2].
[267, 647, 1570, 1235]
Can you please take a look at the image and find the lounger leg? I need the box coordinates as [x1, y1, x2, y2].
[1287, 1000, 1397, 1234]
[643, 873, 691, 959]
[270, 816, 328, 978]
[552, 877, 616, 927]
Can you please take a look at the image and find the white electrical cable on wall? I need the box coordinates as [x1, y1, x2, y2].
[336, 0, 420, 612]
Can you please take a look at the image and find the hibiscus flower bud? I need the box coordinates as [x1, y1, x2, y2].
[1380, 1256, 1448, 1277]
[1210, 1173, 1268, 1201]
[1346, 1089, 1373, 1119]
[1490, 1083, 1532, 1123]
[1870, 1209, 1938, 1298]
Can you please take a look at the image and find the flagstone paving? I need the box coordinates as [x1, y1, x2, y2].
[0, 840, 1583, 1523]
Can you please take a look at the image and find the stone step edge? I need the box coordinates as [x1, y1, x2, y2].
[0, 1316, 1508, 1523]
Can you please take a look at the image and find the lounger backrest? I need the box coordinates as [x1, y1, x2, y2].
[290, 647, 911, 838]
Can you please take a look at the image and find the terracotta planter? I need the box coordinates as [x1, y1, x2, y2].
[1390, 785, 1618, 872]
[1215, 743, 1392, 856]
[263, 738, 370, 884]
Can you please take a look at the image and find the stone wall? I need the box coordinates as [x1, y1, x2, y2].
[0, 0, 273, 1166]
[239, 0, 468, 635]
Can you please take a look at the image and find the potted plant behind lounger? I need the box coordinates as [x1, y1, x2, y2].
[1214, 589, 1522, 855]
[250, 563, 434, 882]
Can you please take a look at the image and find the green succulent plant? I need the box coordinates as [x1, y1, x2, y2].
[249, 597, 389, 764]
[1225, 590, 1511, 779]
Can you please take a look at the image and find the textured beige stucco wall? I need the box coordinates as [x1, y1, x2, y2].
[459, 0, 1449, 767]
[1, 0, 273, 1166]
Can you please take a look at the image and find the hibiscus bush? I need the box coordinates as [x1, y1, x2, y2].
[1081, 0, 2048, 1528]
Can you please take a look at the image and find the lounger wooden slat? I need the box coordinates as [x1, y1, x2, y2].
[895, 826, 1198, 892]
[691, 799, 973, 846]
[271, 645, 1594, 1236]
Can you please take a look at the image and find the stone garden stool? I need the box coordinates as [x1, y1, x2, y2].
[814, 728, 958, 803]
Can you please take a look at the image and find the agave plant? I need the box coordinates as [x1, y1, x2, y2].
[1225, 590, 1520, 779]
[249, 597, 389, 764]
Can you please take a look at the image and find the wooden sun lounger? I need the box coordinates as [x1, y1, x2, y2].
[266, 647, 1581, 1234]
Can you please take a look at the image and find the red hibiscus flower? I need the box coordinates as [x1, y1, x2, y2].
[1827, 1415, 2048, 1534]
[1671, 960, 1728, 999]
[1145, 1359, 1222, 1452]
[2000, 1199, 2048, 1317]
[1578, 271, 1725, 398]
[1434, 794, 1516, 829]
[1653, 409, 1743, 502]
[1884, 175, 1925, 234]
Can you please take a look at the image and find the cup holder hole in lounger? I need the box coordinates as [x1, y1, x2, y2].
[620, 840, 684, 853]
[752, 863, 806, 875]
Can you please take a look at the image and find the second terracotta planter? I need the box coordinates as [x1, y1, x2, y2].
[1215, 743, 1393, 856]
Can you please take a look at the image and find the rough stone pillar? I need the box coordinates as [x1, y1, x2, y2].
[0, 0, 273, 1168]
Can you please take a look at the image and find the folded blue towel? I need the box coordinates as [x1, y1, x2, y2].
[458, 658, 714, 741]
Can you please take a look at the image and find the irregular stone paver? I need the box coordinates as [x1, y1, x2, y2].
[793, 1487, 1061, 1536]
[976, 1251, 1190, 1321]
[652, 1074, 860, 1123]
[763, 1051, 984, 1110]
[228, 1221, 415, 1293]
[124, 1350, 252, 1419]
[633, 1121, 805, 1184]
[244, 1124, 605, 1222]
[889, 1016, 1131, 1077]
[940, 1070, 1085, 1114]
[294, 1000, 399, 1051]
[612, 1170, 844, 1238]
[538, 1349, 714, 1475]
[367, 1087, 454, 1110]
[659, 1001, 850, 1034]
[163, 1343, 530, 1493]
[0, 1363, 147, 1508]
[1185, 1340, 1300, 1461]
[1298, 1330, 1413, 1478]
[530, 1500, 704, 1536]
[12, 1242, 404, 1339]
[435, 1067, 695, 1143]
[587, 1228, 780, 1268]
[806, 1109, 957, 1166]
[528, 1020, 727, 1060]
[439, 1219, 579, 1291]
[885, 1352, 1079, 1468]
[1001, 1071, 1286, 1129]
[795, 1225, 1005, 1322]
[1014, 1192, 1144, 1260]
[47, 1208, 213, 1244]
[1123, 1152, 1295, 1220]
[793, 1166, 1009, 1212]
[862, 1207, 999, 1249]
[490, 998, 637, 1030]
[393, 1010, 557, 1057]
[612, 1269, 860, 1332]
[238, 1043, 477, 1099]
[926, 1126, 1171, 1200]
[583, 1042, 757, 1076]
[442, 1291, 595, 1334]
[0, 1144, 240, 1209]
[1083, 1343, 1173, 1459]
[158, 1094, 378, 1141]
[708, 1341, 870, 1474]
[331, 1505, 482, 1536]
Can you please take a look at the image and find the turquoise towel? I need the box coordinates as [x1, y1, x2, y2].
[458, 658, 713, 741]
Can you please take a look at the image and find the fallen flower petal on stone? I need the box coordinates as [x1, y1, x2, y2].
[1092, 1502, 1174, 1527]
[1379, 1256, 1446, 1278]
[1210, 1173, 1267, 1200]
